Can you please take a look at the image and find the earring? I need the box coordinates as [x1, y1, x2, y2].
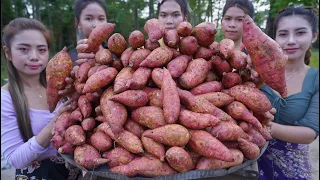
[312, 40, 316, 43]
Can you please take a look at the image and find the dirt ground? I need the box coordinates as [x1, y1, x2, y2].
[2, 137, 319, 180]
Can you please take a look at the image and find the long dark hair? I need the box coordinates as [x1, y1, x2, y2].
[222, 0, 255, 18]
[157, 0, 191, 18]
[2, 18, 52, 142]
[274, 7, 318, 65]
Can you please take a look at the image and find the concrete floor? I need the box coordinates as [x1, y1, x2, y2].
[2, 137, 319, 180]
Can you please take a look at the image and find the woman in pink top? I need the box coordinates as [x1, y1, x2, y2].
[1, 17, 79, 179]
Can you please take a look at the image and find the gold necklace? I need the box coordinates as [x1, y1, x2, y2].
[285, 68, 304, 82]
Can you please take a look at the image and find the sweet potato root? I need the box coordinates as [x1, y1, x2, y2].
[210, 55, 232, 76]
[123, 119, 146, 138]
[179, 109, 220, 129]
[188, 130, 233, 161]
[128, 30, 145, 49]
[139, 47, 173, 68]
[128, 49, 151, 70]
[149, 89, 163, 107]
[167, 55, 192, 78]
[143, 124, 190, 147]
[46, 47, 73, 112]
[209, 121, 249, 141]
[190, 81, 222, 95]
[196, 92, 234, 108]
[95, 48, 112, 65]
[178, 36, 198, 55]
[191, 22, 217, 47]
[177, 21, 192, 37]
[194, 47, 214, 60]
[144, 39, 160, 51]
[107, 33, 127, 57]
[113, 67, 135, 94]
[151, 68, 163, 88]
[81, 117, 96, 131]
[65, 125, 86, 146]
[131, 106, 166, 129]
[163, 29, 180, 48]
[243, 14, 287, 97]
[58, 142, 75, 155]
[166, 146, 195, 172]
[162, 68, 180, 124]
[74, 144, 109, 169]
[120, 47, 134, 67]
[102, 147, 135, 168]
[237, 138, 260, 160]
[218, 38, 235, 59]
[196, 149, 244, 170]
[109, 156, 177, 177]
[78, 95, 92, 118]
[110, 90, 149, 108]
[141, 135, 166, 161]
[144, 18, 165, 42]
[222, 72, 242, 89]
[82, 67, 118, 93]
[127, 67, 152, 90]
[229, 50, 247, 70]
[115, 130, 144, 154]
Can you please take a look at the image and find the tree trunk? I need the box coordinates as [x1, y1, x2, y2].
[215, 0, 222, 28]
[35, 0, 40, 21]
[149, 0, 154, 19]
[134, 3, 139, 30]
[265, 0, 275, 39]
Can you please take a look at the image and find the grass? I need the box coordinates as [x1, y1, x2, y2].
[1, 49, 319, 86]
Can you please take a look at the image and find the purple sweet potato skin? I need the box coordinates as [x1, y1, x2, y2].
[144, 18, 165, 42]
[139, 47, 173, 68]
[163, 29, 180, 48]
[131, 106, 166, 129]
[120, 47, 134, 67]
[123, 119, 146, 138]
[191, 22, 217, 47]
[110, 90, 149, 108]
[108, 33, 127, 57]
[128, 30, 145, 49]
[128, 49, 151, 70]
[167, 55, 192, 78]
[190, 81, 222, 95]
[145, 39, 161, 51]
[177, 21, 192, 37]
[113, 67, 135, 94]
[128, 67, 152, 90]
[165, 146, 195, 172]
[102, 147, 135, 168]
[141, 135, 166, 161]
[178, 36, 198, 55]
[162, 68, 180, 124]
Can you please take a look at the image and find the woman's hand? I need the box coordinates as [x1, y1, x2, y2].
[76, 39, 95, 65]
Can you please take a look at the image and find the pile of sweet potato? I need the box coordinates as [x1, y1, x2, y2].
[48, 19, 275, 177]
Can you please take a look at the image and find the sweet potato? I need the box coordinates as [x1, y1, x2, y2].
[95, 105, 102, 116]
[163, 29, 180, 48]
[115, 130, 144, 154]
[167, 55, 192, 78]
[109, 156, 177, 177]
[111, 58, 124, 71]
[177, 88, 234, 122]
[218, 39, 235, 59]
[102, 147, 135, 168]
[82, 67, 118, 93]
[191, 22, 217, 47]
[54, 111, 74, 136]
[229, 50, 247, 70]
[123, 119, 146, 138]
[237, 138, 260, 160]
[162, 68, 180, 124]
[78, 95, 92, 118]
[95, 48, 112, 65]
[238, 121, 251, 132]
[46, 47, 73, 112]
[58, 142, 75, 155]
[210, 55, 232, 76]
[95, 121, 116, 140]
[188, 130, 233, 161]
[253, 111, 274, 125]
[113, 67, 134, 94]
[139, 47, 173, 68]
[179, 109, 220, 129]
[258, 125, 273, 141]
[110, 90, 149, 107]
[151, 68, 163, 88]
[196, 92, 234, 108]
[247, 128, 266, 147]
[127, 67, 152, 90]
[100, 87, 127, 136]
[205, 71, 220, 82]
[107, 33, 127, 57]
[87, 65, 99, 78]
[177, 21, 192, 37]
[143, 124, 190, 147]
[222, 85, 272, 113]
[209, 121, 249, 141]
[128, 30, 145, 49]
[69, 108, 83, 123]
[225, 101, 263, 131]
[95, 115, 106, 123]
[221, 141, 239, 149]
[209, 41, 220, 55]
[81, 117, 96, 131]
[51, 133, 67, 149]
[196, 149, 244, 170]
[90, 131, 112, 152]
[64, 125, 86, 146]
[222, 72, 242, 89]
[74, 144, 109, 169]
[144, 18, 165, 42]
[242, 81, 256, 88]
[166, 146, 195, 172]
[243, 14, 287, 97]
[141, 135, 166, 161]
[86, 90, 102, 102]
[84, 22, 115, 53]
[128, 49, 151, 70]
[149, 89, 162, 107]
[178, 36, 198, 55]
[170, 47, 181, 58]
[120, 47, 134, 67]
[194, 47, 214, 60]
[179, 58, 210, 89]
[190, 81, 222, 95]
[131, 106, 166, 129]
[144, 39, 161, 51]
[186, 150, 202, 165]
